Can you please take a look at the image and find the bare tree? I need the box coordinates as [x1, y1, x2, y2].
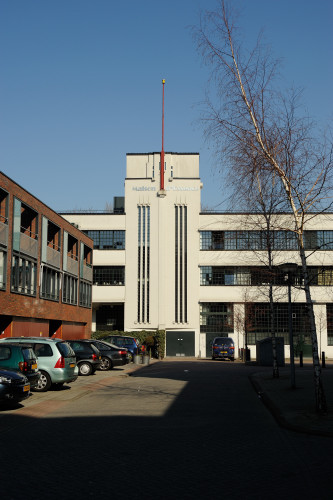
[194, 1, 333, 412]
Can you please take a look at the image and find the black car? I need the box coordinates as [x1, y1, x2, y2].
[67, 340, 102, 376]
[89, 339, 129, 370]
[0, 367, 31, 406]
[0, 343, 40, 389]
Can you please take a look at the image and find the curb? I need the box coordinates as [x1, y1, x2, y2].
[249, 373, 333, 438]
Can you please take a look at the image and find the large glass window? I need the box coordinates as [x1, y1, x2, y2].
[79, 280, 92, 307]
[62, 273, 78, 305]
[200, 266, 333, 287]
[83, 230, 125, 250]
[245, 303, 311, 345]
[0, 250, 6, 290]
[199, 230, 333, 251]
[93, 266, 125, 286]
[40, 266, 60, 301]
[327, 304, 333, 346]
[11, 254, 36, 295]
[200, 303, 234, 334]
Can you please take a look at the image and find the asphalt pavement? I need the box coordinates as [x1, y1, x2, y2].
[1, 357, 333, 500]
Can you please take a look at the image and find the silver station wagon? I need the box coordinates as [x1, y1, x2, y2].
[0, 337, 78, 392]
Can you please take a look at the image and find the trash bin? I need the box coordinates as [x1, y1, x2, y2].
[256, 337, 285, 366]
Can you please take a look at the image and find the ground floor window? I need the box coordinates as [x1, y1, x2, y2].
[40, 266, 60, 301]
[327, 305, 333, 346]
[79, 280, 92, 308]
[62, 273, 78, 305]
[245, 303, 311, 346]
[11, 253, 36, 296]
[0, 250, 6, 290]
[200, 302, 234, 334]
[95, 304, 124, 332]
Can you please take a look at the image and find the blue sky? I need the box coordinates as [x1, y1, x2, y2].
[1, 0, 332, 211]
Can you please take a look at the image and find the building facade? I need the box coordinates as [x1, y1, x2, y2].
[0, 172, 93, 339]
[62, 153, 333, 359]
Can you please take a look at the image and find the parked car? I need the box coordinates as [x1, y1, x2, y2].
[0, 338, 78, 392]
[101, 335, 140, 361]
[0, 367, 31, 406]
[0, 343, 40, 389]
[89, 339, 129, 370]
[67, 340, 102, 375]
[211, 337, 235, 361]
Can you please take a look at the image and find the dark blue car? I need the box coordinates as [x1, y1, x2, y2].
[211, 337, 235, 361]
[102, 335, 140, 361]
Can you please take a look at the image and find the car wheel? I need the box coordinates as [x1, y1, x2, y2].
[128, 352, 133, 362]
[212, 356, 215, 360]
[230, 357, 235, 361]
[78, 362, 92, 376]
[100, 357, 112, 371]
[34, 371, 52, 392]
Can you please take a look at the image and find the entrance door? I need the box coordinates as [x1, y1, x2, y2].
[166, 331, 195, 357]
[205, 333, 217, 358]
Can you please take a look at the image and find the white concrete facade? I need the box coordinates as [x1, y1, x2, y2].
[63, 152, 333, 359]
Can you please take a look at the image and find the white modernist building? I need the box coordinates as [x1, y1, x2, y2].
[62, 152, 333, 360]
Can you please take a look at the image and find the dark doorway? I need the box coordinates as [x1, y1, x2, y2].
[49, 319, 62, 337]
[96, 304, 124, 332]
[0, 315, 12, 336]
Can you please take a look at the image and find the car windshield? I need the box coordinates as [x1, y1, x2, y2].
[57, 342, 75, 358]
[214, 338, 233, 346]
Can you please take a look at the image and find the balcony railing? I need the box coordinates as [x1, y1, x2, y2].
[46, 246, 61, 269]
[82, 264, 93, 282]
[67, 255, 79, 276]
[20, 232, 38, 259]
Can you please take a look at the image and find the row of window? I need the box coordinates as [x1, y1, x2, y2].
[81, 229, 333, 252]
[200, 266, 333, 286]
[83, 230, 125, 250]
[9, 253, 92, 307]
[200, 230, 333, 251]
[199, 302, 333, 346]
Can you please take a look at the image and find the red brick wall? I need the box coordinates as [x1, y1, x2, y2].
[0, 172, 92, 339]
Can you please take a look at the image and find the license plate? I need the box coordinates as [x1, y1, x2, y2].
[23, 384, 30, 392]
[221, 351, 227, 354]
[70, 363, 75, 368]
[31, 364, 37, 370]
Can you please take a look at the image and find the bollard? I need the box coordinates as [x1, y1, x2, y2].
[299, 351, 303, 368]
[322, 352, 326, 368]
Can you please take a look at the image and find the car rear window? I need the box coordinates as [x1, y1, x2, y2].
[34, 343, 53, 357]
[69, 341, 87, 352]
[214, 338, 233, 345]
[22, 347, 36, 360]
[90, 344, 100, 355]
[0, 346, 11, 360]
[57, 342, 75, 358]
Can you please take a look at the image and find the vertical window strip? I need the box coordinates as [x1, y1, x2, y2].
[179, 206, 183, 323]
[137, 207, 141, 323]
[175, 206, 178, 323]
[147, 206, 150, 322]
[184, 206, 188, 322]
[137, 205, 150, 324]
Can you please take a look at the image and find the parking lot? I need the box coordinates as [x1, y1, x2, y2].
[1, 359, 333, 500]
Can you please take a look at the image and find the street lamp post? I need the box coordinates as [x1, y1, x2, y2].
[279, 262, 298, 389]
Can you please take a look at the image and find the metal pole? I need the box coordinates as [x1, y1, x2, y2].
[160, 79, 165, 191]
[288, 272, 296, 388]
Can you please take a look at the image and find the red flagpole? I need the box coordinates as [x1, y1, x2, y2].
[160, 79, 165, 191]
